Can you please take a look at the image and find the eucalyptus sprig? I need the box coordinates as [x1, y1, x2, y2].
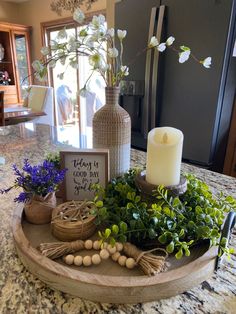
[92, 170, 235, 260]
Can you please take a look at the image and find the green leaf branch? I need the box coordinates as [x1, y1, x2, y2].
[91, 169, 235, 260]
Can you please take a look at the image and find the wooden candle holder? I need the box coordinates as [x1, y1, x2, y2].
[135, 170, 187, 199]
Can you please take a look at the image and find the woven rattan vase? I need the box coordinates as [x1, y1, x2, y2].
[93, 87, 131, 179]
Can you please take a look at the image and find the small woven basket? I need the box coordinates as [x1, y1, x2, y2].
[51, 200, 97, 241]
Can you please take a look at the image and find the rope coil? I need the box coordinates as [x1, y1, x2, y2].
[51, 200, 97, 241]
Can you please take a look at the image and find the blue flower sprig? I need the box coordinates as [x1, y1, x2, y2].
[0, 159, 67, 203]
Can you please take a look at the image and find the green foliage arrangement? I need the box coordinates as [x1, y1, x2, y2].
[45, 152, 61, 169]
[91, 169, 236, 259]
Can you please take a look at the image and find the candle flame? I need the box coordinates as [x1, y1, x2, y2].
[162, 132, 168, 144]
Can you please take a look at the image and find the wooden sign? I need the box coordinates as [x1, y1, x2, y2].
[60, 149, 109, 201]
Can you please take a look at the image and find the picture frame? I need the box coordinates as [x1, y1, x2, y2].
[60, 149, 109, 201]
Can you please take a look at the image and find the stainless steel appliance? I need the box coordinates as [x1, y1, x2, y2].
[116, 0, 236, 172]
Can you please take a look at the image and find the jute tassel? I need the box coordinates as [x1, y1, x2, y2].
[123, 242, 168, 276]
[39, 240, 84, 259]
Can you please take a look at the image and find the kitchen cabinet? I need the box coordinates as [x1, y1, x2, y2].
[0, 22, 32, 106]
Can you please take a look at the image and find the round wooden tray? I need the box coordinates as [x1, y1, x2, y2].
[12, 204, 218, 304]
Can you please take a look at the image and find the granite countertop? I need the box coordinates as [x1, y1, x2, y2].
[0, 123, 235, 314]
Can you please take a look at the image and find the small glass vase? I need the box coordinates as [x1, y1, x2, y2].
[24, 192, 56, 224]
[92, 86, 131, 179]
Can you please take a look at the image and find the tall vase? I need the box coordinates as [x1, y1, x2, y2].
[92, 86, 131, 179]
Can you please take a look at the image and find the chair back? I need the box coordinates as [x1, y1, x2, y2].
[0, 91, 4, 126]
[27, 85, 54, 126]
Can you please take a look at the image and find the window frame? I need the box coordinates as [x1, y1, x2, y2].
[40, 10, 106, 126]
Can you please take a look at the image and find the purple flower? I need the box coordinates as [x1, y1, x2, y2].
[0, 186, 13, 194]
[14, 192, 31, 203]
[1, 159, 67, 203]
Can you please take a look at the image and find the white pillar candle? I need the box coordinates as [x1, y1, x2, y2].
[146, 127, 184, 186]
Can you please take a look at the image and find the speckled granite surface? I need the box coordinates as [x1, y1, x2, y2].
[0, 123, 235, 314]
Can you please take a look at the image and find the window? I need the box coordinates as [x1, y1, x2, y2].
[42, 13, 106, 144]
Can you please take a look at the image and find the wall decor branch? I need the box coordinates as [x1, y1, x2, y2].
[50, 0, 98, 15]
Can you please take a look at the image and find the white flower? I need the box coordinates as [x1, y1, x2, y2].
[90, 30, 103, 42]
[149, 36, 159, 48]
[121, 65, 129, 76]
[40, 46, 50, 56]
[85, 36, 95, 48]
[179, 46, 191, 63]
[117, 29, 127, 40]
[157, 43, 166, 52]
[73, 8, 85, 24]
[57, 28, 67, 39]
[91, 14, 106, 30]
[60, 57, 66, 66]
[107, 28, 115, 38]
[108, 47, 119, 58]
[99, 14, 106, 24]
[89, 53, 103, 68]
[179, 50, 191, 63]
[166, 36, 175, 46]
[202, 57, 211, 68]
[68, 36, 77, 52]
[49, 40, 58, 50]
[99, 63, 109, 72]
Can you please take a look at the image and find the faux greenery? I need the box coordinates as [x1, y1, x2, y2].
[91, 169, 236, 259]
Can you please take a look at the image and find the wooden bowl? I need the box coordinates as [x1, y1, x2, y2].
[12, 204, 219, 304]
[51, 201, 97, 241]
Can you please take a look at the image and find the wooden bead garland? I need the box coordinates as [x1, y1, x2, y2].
[126, 257, 136, 269]
[40, 239, 168, 276]
[63, 239, 103, 267]
[84, 239, 93, 250]
[111, 252, 120, 262]
[64, 254, 74, 265]
[100, 249, 110, 260]
[74, 255, 83, 266]
[93, 240, 101, 250]
[63, 240, 136, 270]
[83, 256, 92, 266]
[117, 255, 127, 267]
[92, 254, 102, 265]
